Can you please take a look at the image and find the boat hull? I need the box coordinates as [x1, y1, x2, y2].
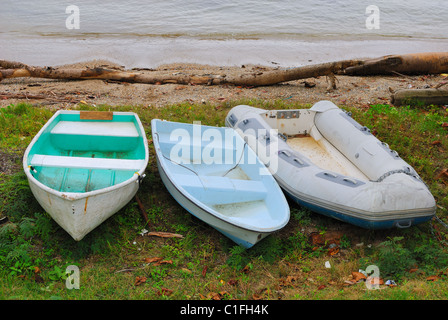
[282, 186, 433, 230]
[27, 175, 140, 240]
[156, 157, 270, 248]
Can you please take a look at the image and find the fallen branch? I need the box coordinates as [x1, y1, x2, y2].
[145, 231, 184, 239]
[1, 52, 448, 87]
[342, 52, 448, 76]
[0, 64, 214, 85]
[0, 58, 361, 87]
[0, 91, 82, 104]
[0, 92, 48, 100]
[222, 60, 362, 86]
[435, 76, 448, 89]
[135, 195, 149, 225]
[390, 88, 448, 106]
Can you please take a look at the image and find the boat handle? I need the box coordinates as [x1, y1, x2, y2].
[278, 132, 288, 141]
[360, 126, 371, 133]
[390, 150, 400, 158]
[227, 114, 237, 126]
[396, 220, 412, 228]
[323, 172, 338, 178]
[343, 177, 357, 185]
[279, 150, 291, 157]
[293, 158, 304, 165]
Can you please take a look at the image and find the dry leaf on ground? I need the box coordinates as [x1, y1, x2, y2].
[157, 288, 173, 296]
[279, 275, 299, 287]
[153, 259, 173, 266]
[366, 277, 384, 286]
[427, 275, 440, 281]
[351, 271, 367, 282]
[228, 279, 238, 286]
[144, 257, 163, 263]
[134, 276, 147, 286]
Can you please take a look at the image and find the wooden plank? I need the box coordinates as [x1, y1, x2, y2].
[79, 111, 113, 120]
[51, 121, 138, 137]
[31, 154, 146, 171]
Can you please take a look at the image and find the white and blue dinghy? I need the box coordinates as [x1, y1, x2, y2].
[23, 110, 149, 241]
[225, 101, 436, 229]
[151, 119, 290, 248]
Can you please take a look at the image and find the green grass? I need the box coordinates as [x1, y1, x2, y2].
[1, 100, 448, 301]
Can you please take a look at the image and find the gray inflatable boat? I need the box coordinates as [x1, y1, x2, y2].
[225, 101, 436, 229]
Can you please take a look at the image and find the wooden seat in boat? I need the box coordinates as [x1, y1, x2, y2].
[30, 154, 146, 171]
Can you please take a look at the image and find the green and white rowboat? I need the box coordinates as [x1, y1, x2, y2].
[23, 110, 149, 240]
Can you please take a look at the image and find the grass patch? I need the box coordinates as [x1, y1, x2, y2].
[1, 100, 448, 301]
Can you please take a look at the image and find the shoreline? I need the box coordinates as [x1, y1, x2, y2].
[2, 35, 448, 69]
[1, 59, 447, 109]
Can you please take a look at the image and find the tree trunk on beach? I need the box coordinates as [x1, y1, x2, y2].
[390, 88, 448, 106]
[1, 52, 448, 87]
[342, 52, 448, 76]
[0, 64, 215, 85]
[0, 59, 362, 86]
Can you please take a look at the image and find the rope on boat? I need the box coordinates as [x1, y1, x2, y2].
[373, 168, 419, 183]
[221, 142, 247, 178]
[135, 172, 146, 185]
[152, 131, 248, 178]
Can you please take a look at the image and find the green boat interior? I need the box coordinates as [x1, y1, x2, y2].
[27, 113, 147, 193]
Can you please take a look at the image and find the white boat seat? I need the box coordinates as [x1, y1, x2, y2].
[51, 121, 139, 137]
[174, 174, 264, 191]
[30, 154, 145, 171]
[173, 173, 268, 205]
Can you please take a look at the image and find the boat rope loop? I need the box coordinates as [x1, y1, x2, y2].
[222, 142, 247, 177]
[162, 153, 199, 176]
[154, 131, 200, 176]
[154, 131, 248, 178]
[135, 172, 146, 185]
[373, 168, 419, 183]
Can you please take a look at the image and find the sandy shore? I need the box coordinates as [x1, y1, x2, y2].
[0, 60, 446, 109]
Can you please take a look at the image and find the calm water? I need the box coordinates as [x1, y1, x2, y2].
[1, 0, 448, 67]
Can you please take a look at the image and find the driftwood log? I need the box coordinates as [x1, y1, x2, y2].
[1, 52, 448, 87]
[390, 88, 448, 106]
[342, 52, 448, 76]
[0, 59, 362, 87]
